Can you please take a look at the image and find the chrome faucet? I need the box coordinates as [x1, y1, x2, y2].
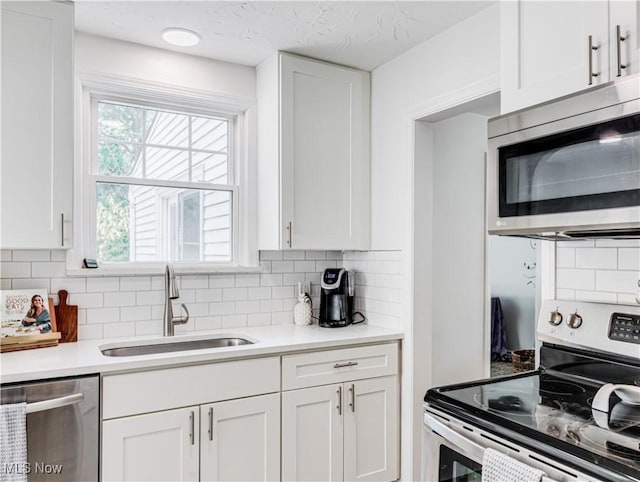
[163, 264, 189, 336]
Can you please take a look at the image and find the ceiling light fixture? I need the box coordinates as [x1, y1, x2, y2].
[162, 28, 200, 47]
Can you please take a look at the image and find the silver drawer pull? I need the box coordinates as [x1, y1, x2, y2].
[24, 393, 84, 414]
[334, 361, 359, 369]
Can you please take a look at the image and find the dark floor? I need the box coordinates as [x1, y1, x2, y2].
[490, 361, 516, 377]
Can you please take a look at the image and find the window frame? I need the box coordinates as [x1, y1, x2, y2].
[70, 72, 258, 275]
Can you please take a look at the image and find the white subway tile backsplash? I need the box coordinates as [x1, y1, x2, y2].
[234, 300, 260, 314]
[31, 262, 65, 278]
[575, 248, 617, 270]
[575, 290, 618, 303]
[86, 307, 120, 324]
[78, 324, 104, 340]
[271, 260, 294, 273]
[87, 277, 119, 293]
[1, 262, 31, 278]
[294, 261, 315, 272]
[209, 275, 235, 288]
[180, 275, 208, 289]
[1, 249, 399, 339]
[595, 239, 640, 248]
[120, 306, 152, 322]
[223, 287, 248, 301]
[248, 312, 271, 326]
[120, 276, 152, 291]
[135, 320, 162, 336]
[210, 301, 236, 316]
[136, 290, 164, 305]
[234, 274, 260, 287]
[69, 292, 103, 309]
[221, 314, 247, 328]
[12, 278, 50, 290]
[51, 277, 86, 293]
[12, 250, 50, 262]
[618, 248, 640, 270]
[556, 248, 575, 268]
[104, 322, 136, 339]
[283, 250, 306, 260]
[195, 289, 223, 303]
[104, 292, 136, 307]
[556, 269, 595, 290]
[595, 270, 638, 294]
[556, 289, 576, 300]
[194, 316, 222, 331]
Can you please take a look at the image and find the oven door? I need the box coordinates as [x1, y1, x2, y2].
[423, 408, 606, 482]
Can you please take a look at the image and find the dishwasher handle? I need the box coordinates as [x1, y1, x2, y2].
[24, 393, 84, 414]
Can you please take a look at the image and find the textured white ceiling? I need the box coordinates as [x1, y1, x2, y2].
[74, 1, 494, 71]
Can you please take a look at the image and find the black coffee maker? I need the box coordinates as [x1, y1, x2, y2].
[319, 268, 353, 327]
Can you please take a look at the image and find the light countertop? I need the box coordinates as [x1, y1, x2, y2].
[1, 324, 403, 384]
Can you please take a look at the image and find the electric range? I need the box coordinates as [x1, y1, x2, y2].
[423, 300, 640, 482]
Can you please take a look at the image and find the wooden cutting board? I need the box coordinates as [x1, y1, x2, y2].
[55, 289, 78, 343]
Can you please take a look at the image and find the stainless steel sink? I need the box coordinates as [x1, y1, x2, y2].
[100, 337, 254, 357]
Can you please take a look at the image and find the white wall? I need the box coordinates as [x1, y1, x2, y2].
[370, 4, 500, 480]
[75, 32, 255, 100]
[490, 236, 538, 350]
[430, 112, 489, 386]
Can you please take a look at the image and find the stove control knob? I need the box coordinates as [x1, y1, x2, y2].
[549, 308, 563, 326]
[567, 310, 583, 329]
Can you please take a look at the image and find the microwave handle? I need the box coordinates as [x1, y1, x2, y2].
[424, 412, 561, 482]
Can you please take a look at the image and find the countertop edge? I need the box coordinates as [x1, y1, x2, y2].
[1, 325, 404, 384]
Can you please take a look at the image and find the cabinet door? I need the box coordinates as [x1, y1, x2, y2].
[280, 54, 370, 250]
[500, 1, 609, 113]
[282, 384, 344, 481]
[610, 0, 640, 78]
[102, 407, 199, 482]
[0, 1, 73, 248]
[343, 377, 399, 482]
[200, 393, 280, 482]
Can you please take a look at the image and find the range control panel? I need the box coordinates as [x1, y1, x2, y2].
[609, 313, 640, 344]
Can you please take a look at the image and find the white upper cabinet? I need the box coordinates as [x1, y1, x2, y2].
[500, 0, 639, 114]
[257, 52, 370, 251]
[0, 1, 73, 248]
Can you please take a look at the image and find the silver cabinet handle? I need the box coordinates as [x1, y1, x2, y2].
[208, 407, 213, 442]
[286, 221, 292, 247]
[336, 386, 342, 415]
[588, 35, 599, 85]
[60, 213, 65, 247]
[24, 393, 83, 414]
[349, 384, 355, 413]
[189, 411, 195, 445]
[616, 25, 627, 77]
[334, 361, 358, 369]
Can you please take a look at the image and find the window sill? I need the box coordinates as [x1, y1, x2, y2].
[66, 264, 262, 277]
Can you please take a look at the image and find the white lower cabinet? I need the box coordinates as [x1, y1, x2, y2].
[200, 393, 280, 482]
[102, 407, 200, 482]
[281, 344, 399, 482]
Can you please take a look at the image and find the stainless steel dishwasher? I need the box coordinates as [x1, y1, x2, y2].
[1, 374, 99, 481]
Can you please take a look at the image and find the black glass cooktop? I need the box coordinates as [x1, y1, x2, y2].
[425, 346, 640, 482]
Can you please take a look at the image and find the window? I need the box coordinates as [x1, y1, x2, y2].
[73, 73, 257, 273]
[92, 99, 236, 264]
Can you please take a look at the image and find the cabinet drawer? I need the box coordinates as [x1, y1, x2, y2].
[103, 357, 280, 419]
[282, 343, 398, 390]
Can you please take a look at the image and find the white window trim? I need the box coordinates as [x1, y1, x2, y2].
[68, 71, 258, 276]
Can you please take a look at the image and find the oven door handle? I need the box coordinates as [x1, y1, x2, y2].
[424, 412, 485, 460]
[424, 412, 561, 482]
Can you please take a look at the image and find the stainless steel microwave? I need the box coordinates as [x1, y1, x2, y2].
[487, 75, 640, 240]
